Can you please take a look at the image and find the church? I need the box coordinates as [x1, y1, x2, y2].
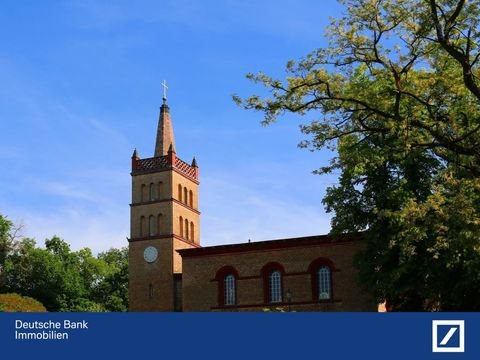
[128, 93, 375, 312]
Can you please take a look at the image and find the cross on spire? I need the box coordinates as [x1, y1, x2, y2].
[155, 79, 175, 157]
[161, 80, 168, 103]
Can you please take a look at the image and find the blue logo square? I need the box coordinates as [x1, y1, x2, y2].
[436, 325, 460, 348]
[432, 320, 465, 353]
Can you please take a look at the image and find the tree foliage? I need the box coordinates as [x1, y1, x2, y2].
[235, 0, 480, 310]
[0, 214, 23, 287]
[0, 215, 128, 312]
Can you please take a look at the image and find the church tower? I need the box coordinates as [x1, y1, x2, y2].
[128, 90, 200, 311]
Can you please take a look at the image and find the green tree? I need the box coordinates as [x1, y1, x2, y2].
[0, 215, 13, 267]
[3, 236, 78, 310]
[1, 218, 129, 312]
[0, 215, 23, 288]
[0, 215, 14, 288]
[94, 247, 129, 312]
[235, 0, 480, 310]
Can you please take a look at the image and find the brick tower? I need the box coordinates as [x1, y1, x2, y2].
[128, 94, 200, 311]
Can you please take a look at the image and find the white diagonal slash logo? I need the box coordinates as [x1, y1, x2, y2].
[439, 327, 457, 345]
[432, 320, 465, 353]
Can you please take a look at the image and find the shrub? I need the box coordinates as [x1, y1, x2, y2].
[0, 293, 47, 312]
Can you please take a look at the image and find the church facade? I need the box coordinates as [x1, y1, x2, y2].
[128, 98, 375, 312]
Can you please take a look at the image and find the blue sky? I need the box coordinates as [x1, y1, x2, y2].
[0, 0, 343, 253]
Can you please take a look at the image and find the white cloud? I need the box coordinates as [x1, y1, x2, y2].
[34, 181, 105, 204]
[11, 204, 129, 254]
[201, 171, 331, 247]
[66, 0, 334, 40]
[3, 170, 131, 254]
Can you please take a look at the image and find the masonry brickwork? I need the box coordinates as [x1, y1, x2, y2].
[178, 234, 375, 312]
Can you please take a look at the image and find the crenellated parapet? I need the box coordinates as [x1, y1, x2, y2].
[132, 149, 198, 182]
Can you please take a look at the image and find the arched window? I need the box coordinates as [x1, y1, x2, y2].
[140, 216, 145, 237]
[149, 183, 155, 201]
[178, 184, 182, 202]
[184, 187, 188, 204]
[190, 222, 194, 242]
[185, 219, 189, 240]
[157, 182, 163, 199]
[179, 216, 183, 237]
[318, 266, 331, 300]
[140, 184, 146, 202]
[224, 274, 236, 305]
[189, 190, 193, 208]
[261, 262, 284, 303]
[269, 271, 282, 303]
[215, 266, 239, 307]
[157, 214, 163, 235]
[149, 215, 155, 236]
[309, 258, 335, 301]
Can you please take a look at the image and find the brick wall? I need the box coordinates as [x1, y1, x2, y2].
[181, 238, 376, 312]
[129, 239, 174, 311]
[129, 161, 200, 311]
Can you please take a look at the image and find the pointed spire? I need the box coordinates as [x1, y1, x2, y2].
[167, 142, 176, 165]
[131, 148, 140, 171]
[132, 148, 139, 159]
[154, 91, 176, 157]
[191, 156, 199, 179]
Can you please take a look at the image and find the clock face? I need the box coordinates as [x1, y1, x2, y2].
[143, 246, 158, 263]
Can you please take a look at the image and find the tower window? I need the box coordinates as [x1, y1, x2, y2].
[157, 214, 163, 235]
[179, 216, 183, 237]
[140, 184, 146, 202]
[157, 182, 163, 199]
[178, 184, 182, 202]
[190, 221, 194, 242]
[149, 215, 155, 236]
[189, 190, 193, 208]
[149, 183, 155, 201]
[184, 187, 188, 204]
[140, 216, 145, 237]
[184, 219, 189, 240]
[224, 274, 236, 306]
